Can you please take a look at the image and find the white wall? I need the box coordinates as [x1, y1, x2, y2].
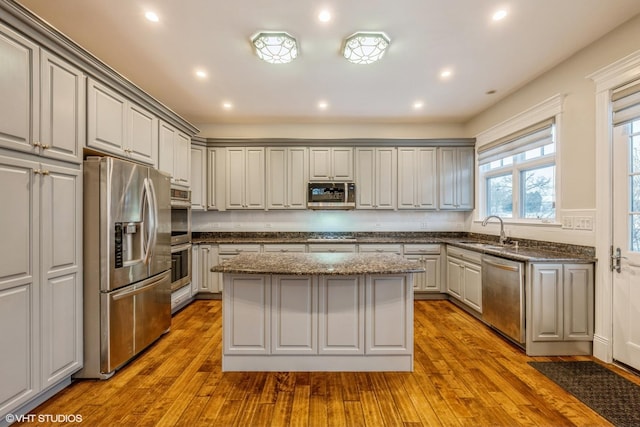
[195, 122, 465, 140]
[464, 13, 640, 246]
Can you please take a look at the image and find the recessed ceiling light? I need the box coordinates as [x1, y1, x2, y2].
[440, 69, 453, 79]
[492, 9, 508, 21]
[222, 102, 233, 110]
[318, 101, 329, 110]
[195, 70, 207, 79]
[413, 101, 424, 110]
[145, 11, 159, 22]
[318, 10, 331, 23]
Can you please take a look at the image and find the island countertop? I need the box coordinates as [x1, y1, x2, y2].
[211, 252, 425, 275]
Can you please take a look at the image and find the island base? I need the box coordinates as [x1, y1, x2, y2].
[223, 355, 413, 372]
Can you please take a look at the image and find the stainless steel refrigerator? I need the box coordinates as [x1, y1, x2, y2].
[76, 156, 172, 379]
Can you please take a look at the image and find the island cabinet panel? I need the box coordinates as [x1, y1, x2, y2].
[271, 276, 317, 354]
[530, 264, 563, 341]
[365, 275, 413, 354]
[223, 275, 270, 354]
[318, 276, 365, 355]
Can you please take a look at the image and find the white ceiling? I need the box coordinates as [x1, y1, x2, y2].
[16, 0, 640, 126]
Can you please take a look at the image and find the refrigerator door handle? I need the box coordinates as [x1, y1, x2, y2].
[147, 176, 158, 258]
[142, 178, 154, 265]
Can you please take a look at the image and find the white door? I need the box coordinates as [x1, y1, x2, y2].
[612, 120, 640, 371]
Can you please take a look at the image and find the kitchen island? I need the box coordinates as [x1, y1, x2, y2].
[212, 252, 424, 372]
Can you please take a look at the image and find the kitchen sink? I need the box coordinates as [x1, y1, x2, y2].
[458, 241, 507, 250]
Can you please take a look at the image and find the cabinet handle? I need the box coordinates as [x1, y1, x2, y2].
[34, 169, 41, 175]
[42, 170, 50, 175]
[34, 169, 50, 175]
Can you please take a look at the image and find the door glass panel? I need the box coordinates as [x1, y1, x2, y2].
[631, 214, 640, 252]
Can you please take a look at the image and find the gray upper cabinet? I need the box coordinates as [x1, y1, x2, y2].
[0, 24, 85, 163]
[309, 147, 354, 181]
[356, 147, 397, 210]
[87, 78, 158, 166]
[267, 147, 308, 210]
[439, 147, 474, 210]
[397, 147, 437, 209]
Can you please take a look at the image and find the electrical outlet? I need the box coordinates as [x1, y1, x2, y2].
[562, 216, 574, 229]
[574, 216, 593, 231]
[420, 222, 428, 229]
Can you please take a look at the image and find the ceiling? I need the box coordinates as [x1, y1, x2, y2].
[15, 0, 640, 126]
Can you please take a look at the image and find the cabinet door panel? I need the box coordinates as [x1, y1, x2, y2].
[271, 276, 316, 354]
[318, 277, 364, 354]
[0, 156, 36, 289]
[191, 146, 206, 210]
[563, 264, 594, 340]
[423, 256, 441, 291]
[244, 148, 264, 208]
[439, 147, 456, 209]
[226, 148, 245, 209]
[223, 275, 270, 354]
[267, 148, 287, 209]
[462, 262, 482, 312]
[128, 103, 157, 165]
[457, 147, 474, 209]
[309, 147, 331, 180]
[332, 147, 353, 180]
[397, 148, 417, 209]
[287, 147, 308, 209]
[0, 24, 38, 154]
[531, 264, 563, 341]
[446, 258, 462, 299]
[87, 80, 126, 153]
[41, 273, 81, 387]
[0, 284, 37, 413]
[174, 132, 190, 186]
[158, 122, 175, 177]
[355, 148, 375, 208]
[40, 50, 84, 163]
[416, 148, 437, 209]
[376, 148, 396, 209]
[366, 275, 412, 354]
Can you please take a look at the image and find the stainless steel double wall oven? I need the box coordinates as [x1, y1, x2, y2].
[170, 187, 192, 292]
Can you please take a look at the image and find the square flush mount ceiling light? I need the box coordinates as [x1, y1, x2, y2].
[342, 32, 390, 64]
[251, 32, 298, 64]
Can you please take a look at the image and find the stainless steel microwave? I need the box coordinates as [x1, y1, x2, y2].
[307, 182, 356, 210]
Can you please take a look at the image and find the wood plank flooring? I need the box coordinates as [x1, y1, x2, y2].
[19, 300, 640, 426]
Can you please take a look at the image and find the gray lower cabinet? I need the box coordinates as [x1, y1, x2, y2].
[403, 244, 441, 292]
[446, 247, 482, 312]
[529, 263, 594, 342]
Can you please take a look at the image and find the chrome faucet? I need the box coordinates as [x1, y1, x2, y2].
[482, 215, 508, 245]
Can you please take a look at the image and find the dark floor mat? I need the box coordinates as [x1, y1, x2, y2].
[528, 361, 640, 427]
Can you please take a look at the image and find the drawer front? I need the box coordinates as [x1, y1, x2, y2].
[263, 244, 307, 253]
[358, 244, 402, 254]
[446, 246, 482, 264]
[404, 244, 441, 255]
[218, 244, 261, 254]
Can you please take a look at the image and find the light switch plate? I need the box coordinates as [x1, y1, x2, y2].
[562, 216, 574, 229]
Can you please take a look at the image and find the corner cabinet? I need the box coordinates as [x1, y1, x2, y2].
[226, 147, 265, 209]
[309, 147, 353, 181]
[397, 147, 437, 210]
[439, 147, 474, 210]
[266, 147, 308, 210]
[355, 147, 397, 209]
[0, 153, 82, 415]
[158, 121, 190, 187]
[87, 79, 158, 166]
[0, 24, 85, 164]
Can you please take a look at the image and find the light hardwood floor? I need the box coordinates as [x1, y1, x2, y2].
[19, 300, 639, 426]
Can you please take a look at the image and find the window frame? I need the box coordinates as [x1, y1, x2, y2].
[475, 94, 564, 225]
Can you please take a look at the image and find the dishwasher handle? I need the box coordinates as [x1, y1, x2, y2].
[482, 256, 521, 272]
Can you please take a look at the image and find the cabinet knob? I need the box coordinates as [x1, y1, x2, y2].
[33, 141, 42, 148]
[41, 144, 50, 150]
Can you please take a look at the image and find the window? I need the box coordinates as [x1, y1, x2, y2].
[478, 119, 557, 221]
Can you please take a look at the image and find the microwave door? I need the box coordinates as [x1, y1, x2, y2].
[105, 158, 149, 291]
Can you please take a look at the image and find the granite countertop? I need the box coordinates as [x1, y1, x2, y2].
[211, 252, 426, 275]
[194, 232, 596, 263]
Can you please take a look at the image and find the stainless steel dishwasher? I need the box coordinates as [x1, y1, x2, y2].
[481, 254, 525, 346]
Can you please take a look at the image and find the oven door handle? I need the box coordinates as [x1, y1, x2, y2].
[171, 242, 192, 253]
